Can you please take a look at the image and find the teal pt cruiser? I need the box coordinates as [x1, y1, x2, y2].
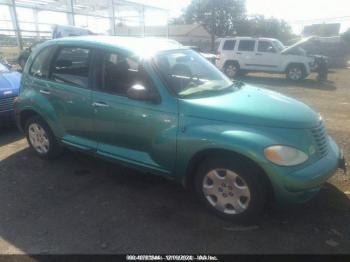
[15, 36, 346, 221]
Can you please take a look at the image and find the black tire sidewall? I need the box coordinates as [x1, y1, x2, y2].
[194, 157, 267, 223]
[25, 116, 62, 160]
[224, 62, 239, 78]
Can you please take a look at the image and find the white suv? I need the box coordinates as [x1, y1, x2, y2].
[216, 37, 314, 81]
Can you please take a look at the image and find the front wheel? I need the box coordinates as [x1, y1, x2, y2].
[286, 65, 305, 81]
[194, 157, 268, 222]
[25, 116, 63, 160]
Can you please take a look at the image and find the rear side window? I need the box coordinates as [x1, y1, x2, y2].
[50, 47, 91, 89]
[238, 40, 255, 52]
[29, 45, 56, 79]
[222, 40, 236, 51]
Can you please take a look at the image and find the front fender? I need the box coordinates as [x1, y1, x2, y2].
[175, 117, 276, 181]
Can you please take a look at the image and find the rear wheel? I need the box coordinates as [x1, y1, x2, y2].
[194, 156, 268, 222]
[286, 65, 305, 81]
[224, 62, 239, 78]
[25, 116, 62, 160]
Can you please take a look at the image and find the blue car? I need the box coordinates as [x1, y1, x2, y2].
[0, 62, 21, 126]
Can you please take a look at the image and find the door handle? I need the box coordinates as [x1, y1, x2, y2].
[92, 102, 110, 108]
[256, 53, 262, 56]
[236, 52, 242, 55]
[39, 89, 51, 95]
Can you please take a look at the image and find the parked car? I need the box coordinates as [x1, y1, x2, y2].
[0, 62, 21, 126]
[15, 36, 346, 221]
[17, 41, 46, 70]
[17, 25, 95, 70]
[216, 37, 316, 80]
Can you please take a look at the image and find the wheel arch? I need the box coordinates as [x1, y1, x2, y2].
[18, 109, 41, 132]
[224, 60, 240, 69]
[183, 148, 274, 200]
[285, 62, 307, 75]
[18, 108, 61, 138]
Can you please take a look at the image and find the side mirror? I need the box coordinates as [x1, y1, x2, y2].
[126, 84, 160, 103]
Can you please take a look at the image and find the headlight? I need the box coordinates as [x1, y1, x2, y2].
[264, 145, 308, 166]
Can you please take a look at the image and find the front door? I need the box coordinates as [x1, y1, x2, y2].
[92, 50, 178, 175]
[250, 40, 281, 71]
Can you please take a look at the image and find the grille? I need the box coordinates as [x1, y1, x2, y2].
[311, 121, 329, 158]
[0, 96, 15, 112]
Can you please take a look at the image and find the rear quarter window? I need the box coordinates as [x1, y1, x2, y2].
[29, 45, 56, 79]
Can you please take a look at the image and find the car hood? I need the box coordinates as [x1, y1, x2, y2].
[281, 36, 314, 55]
[0, 71, 21, 97]
[179, 85, 320, 129]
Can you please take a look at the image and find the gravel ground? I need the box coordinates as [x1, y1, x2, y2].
[0, 69, 349, 254]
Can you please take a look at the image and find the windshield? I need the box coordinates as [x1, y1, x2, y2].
[154, 49, 237, 98]
[0, 63, 9, 73]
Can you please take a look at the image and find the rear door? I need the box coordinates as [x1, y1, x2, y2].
[47, 46, 97, 150]
[236, 39, 257, 70]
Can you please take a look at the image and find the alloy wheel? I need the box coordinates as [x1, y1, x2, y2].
[288, 67, 303, 80]
[225, 64, 238, 78]
[28, 123, 50, 154]
[202, 168, 251, 215]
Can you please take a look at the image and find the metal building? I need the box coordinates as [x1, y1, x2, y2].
[0, 0, 169, 51]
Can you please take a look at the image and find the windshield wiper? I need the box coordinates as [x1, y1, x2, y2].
[181, 83, 239, 98]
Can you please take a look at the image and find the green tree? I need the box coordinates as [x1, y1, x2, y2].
[242, 15, 295, 43]
[175, 0, 246, 51]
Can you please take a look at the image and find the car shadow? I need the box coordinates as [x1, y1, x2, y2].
[0, 126, 24, 147]
[0, 148, 349, 254]
[237, 74, 337, 91]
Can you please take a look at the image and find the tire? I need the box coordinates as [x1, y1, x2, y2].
[286, 64, 305, 81]
[224, 62, 239, 79]
[194, 156, 268, 223]
[25, 116, 63, 160]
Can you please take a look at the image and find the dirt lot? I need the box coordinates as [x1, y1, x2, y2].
[0, 69, 349, 254]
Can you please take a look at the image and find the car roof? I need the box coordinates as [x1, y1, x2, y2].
[48, 36, 185, 56]
[221, 37, 277, 41]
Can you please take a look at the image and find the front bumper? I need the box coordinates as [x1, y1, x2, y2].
[273, 137, 346, 204]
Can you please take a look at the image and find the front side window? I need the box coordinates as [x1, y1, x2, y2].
[97, 51, 155, 96]
[51, 47, 91, 88]
[29, 45, 56, 79]
[258, 41, 276, 53]
[154, 50, 238, 98]
[238, 40, 256, 52]
[223, 40, 236, 51]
